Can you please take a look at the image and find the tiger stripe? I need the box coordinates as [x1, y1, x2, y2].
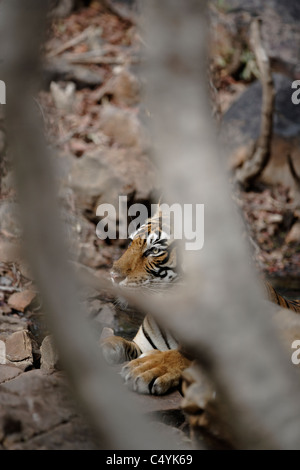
[131, 315, 179, 355]
[265, 281, 300, 313]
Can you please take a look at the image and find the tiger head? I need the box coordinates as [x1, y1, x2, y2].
[110, 211, 181, 289]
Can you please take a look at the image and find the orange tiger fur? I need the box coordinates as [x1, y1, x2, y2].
[101, 210, 300, 395]
[264, 281, 300, 313]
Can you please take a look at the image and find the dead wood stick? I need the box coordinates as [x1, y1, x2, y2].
[47, 26, 101, 58]
[236, 18, 274, 187]
[62, 50, 138, 65]
[0, 285, 22, 292]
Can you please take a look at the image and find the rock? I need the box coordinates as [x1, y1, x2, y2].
[221, 74, 300, 189]
[78, 243, 111, 269]
[5, 330, 34, 370]
[66, 150, 112, 213]
[50, 81, 76, 112]
[286, 222, 300, 244]
[100, 326, 114, 341]
[94, 147, 156, 205]
[0, 304, 12, 315]
[0, 369, 97, 449]
[99, 103, 145, 148]
[66, 147, 157, 215]
[18, 261, 33, 281]
[9, 416, 97, 450]
[0, 313, 29, 341]
[0, 365, 22, 383]
[8, 290, 36, 312]
[40, 335, 60, 370]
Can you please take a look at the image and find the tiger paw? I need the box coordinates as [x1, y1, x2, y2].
[100, 335, 140, 365]
[121, 349, 191, 395]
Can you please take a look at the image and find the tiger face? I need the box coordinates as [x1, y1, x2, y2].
[111, 217, 180, 289]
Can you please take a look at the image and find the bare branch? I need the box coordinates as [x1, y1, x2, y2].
[142, 0, 300, 449]
[1, 0, 175, 450]
[235, 18, 275, 187]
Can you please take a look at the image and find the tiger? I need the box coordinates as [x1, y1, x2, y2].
[264, 281, 300, 312]
[101, 208, 300, 395]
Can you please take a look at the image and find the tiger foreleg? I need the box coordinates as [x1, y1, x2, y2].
[101, 335, 141, 365]
[121, 349, 191, 395]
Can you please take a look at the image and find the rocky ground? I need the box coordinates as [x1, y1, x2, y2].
[0, 0, 299, 450]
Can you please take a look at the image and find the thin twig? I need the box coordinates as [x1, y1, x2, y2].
[0, 285, 22, 292]
[47, 26, 100, 58]
[62, 50, 138, 65]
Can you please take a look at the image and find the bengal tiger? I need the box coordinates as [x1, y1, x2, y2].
[101, 209, 300, 395]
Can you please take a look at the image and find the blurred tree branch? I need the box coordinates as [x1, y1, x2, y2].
[142, 0, 300, 449]
[1, 0, 175, 450]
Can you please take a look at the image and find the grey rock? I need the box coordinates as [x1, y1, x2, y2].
[0, 365, 22, 384]
[0, 369, 96, 449]
[5, 330, 34, 370]
[65, 147, 157, 214]
[0, 313, 29, 341]
[9, 416, 98, 450]
[40, 335, 60, 370]
[223, 74, 300, 144]
[221, 73, 300, 188]
[99, 104, 145, 148]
